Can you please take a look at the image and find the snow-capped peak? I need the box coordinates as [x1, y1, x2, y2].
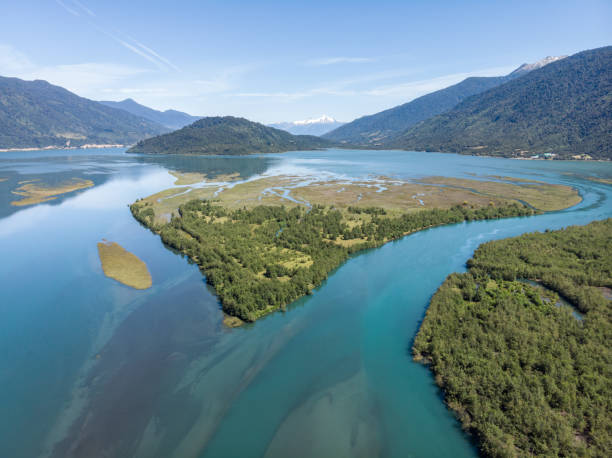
[510, 55, 567, 76]
[292, 115, 338, 126]
[268, 116, 345, 136]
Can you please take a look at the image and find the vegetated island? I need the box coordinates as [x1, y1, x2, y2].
[131, 173, 580, 323]
[413, 219, 612, 457]
[97, 241, 152, 290]
[127, 116, 335, 155]
[11, 178, 94, 206]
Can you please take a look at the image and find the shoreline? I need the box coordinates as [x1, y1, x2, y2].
[1, 144, 608, 162]
[0, 144, 127, 153]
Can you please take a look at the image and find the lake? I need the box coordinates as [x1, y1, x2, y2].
[1, 148, 611, 457]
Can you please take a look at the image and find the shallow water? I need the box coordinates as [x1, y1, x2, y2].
[0, 148, 611, 457]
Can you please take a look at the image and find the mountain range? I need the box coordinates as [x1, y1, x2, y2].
[99, 98, 201, 129]
[323, 56, 566, 146]
[0, 76, 169, 150]
[394, 46, 611, 159]
[128, 116, 334, 155]
[269, 115, 345, 136]
[1, 46, 609, 159]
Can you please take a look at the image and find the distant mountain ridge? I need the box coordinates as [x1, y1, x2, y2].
[323, 56, 564, 145]
[129, 116, 335, 155]
[0, 76, 168, 150]
[393, 46, 612, 159]
[269, 115, 345, 136]
[100, 98, 201, 129]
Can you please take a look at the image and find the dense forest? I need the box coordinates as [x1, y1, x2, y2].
[128, 116, 334, 155]
[394, 46, 612, 159]
[413, 219, 612, 456]
[132, 199, 535, 321]
[323, 74, 514, 146]
[0, 76, 167, 149]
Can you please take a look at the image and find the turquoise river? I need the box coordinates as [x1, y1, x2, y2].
[0, 148, 611, 457]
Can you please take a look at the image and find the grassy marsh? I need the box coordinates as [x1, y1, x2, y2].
[11, 178, 94, 206]
[97, 241, 152, 290]
[136, 174, 581, 222]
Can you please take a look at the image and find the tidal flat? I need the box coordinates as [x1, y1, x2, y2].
[133, 172, 582, 227]
[10, 177, 94, 206]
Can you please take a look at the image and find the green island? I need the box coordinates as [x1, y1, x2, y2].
[131, 173, 580, 322]
[413, 219, 612, 456]
[128, 116, 334, 155]
[97, 241, 152, 290]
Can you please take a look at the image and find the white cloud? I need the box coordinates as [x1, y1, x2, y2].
[71, 0, 95, 17]
[0, 44, 34, 73]
[55, 0, 80, 16]
[306, 56, 375, 66]
[228, 65, 516, 104]
[128, 37, 181, 72]
[232, 91, 310, 99]
[0, 43, 149, 98]
[54, 1, 180, 73]
[363, 66, 515, 98]
[25, 62, 147, 96]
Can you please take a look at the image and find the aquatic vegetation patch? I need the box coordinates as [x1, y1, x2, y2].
[169, 171, 208, 185]
[587, 177, 612, 185]
[97, 241, 152, 290]
[419, 176, 582, 211]
[11, 178, 94, 206]
[134, 174, 581, 224]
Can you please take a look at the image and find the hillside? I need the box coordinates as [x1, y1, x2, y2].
[128, 116, 334, 155]
[0, 76, 168, 149]
[323, 56, 566, 146]
[269, 115, 345, 136]
[395, 46, 612, 159]
[323, 76, 512, 145]
[99, 98, 201, 129]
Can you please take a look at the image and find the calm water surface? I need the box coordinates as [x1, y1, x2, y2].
[1, 148, 611, 457]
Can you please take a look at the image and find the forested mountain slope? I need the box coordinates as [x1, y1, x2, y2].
[395, 46, 612, 159]
[0, 76, 168, 149]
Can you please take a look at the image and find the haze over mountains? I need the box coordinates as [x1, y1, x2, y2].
[99, 98, 201, 129]
[269, 115, 345, 136]
[0, 76, 168, 150]
[128, 116, 334, 155]
[323, 56, 567, 146]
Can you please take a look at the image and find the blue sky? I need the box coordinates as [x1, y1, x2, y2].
[1, 0, 610, 123]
